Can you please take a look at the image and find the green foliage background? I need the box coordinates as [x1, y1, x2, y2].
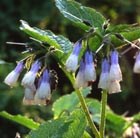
[0, 0, 140, 138]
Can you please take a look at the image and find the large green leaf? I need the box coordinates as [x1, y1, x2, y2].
[20, 20, 72, 53]
[85, 98, 101, 124]
[27, 110, 86, 138]
[107, 24, 140, 33]
[111, 29, 140, 47]
[55, 0, 106, 31]
[0, 111, 40, 130]
[106, 111, 128, 137]
[27, 118, 71, 138]
[52, 87, 91, 118]
[63, 109, 87, 138]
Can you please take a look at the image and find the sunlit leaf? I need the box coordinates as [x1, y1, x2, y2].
[27, 110, 86, 138]
[0, 111, 40, 130]
[20, 20, 73, 53]
[52, 87, 91, 118]
[27, 118, 71, 138]
[55, 0, 106, 31]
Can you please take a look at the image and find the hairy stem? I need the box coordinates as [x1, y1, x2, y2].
[76, 89, 100, 138]
[100, 90, 108, 138]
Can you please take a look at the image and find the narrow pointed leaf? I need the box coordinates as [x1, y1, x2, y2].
[0, 111, 40, 130]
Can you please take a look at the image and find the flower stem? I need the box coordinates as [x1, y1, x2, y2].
[99, 90, 108, 138]
[76, 89, 100, 138]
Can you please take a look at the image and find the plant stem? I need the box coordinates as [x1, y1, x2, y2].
[99, 90, 108, 138]
[76, 89, 100, 138]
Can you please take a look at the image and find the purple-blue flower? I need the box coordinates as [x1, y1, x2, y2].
[133, 52, 140, 73]
[66, 40, 82, 72]
[84, 50, 96, 82]
[21, 61, 40, 91]
[34, 69, 51, 105]
[4, 61, 24, 87]
[109, 50, 122, 81]
[75, 59, 87, 89]
[98, 58, 110, 90]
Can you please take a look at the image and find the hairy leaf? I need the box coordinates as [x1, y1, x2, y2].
[52, 87, 91, 118]
[20, 20, 72, 53]
[27, 118, 71, 138]
[55, 0, 106, 31]
[27, 110, 86, 138]
[63, 109, 86, 138]
[111, 28, 140, 47]
[0, 111, 40, 130]
[108, 24, 140, 33]
[106, 111, 128, 137]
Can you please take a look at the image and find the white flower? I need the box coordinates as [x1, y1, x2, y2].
[109, 50, 122, 82]
[21, 61, 40, 90]
[133, 52, 140, 73]
[65, 40, 82, 72]
[98, 72, 109, 90]
[75, 70, 87, 89]
[85, 64, 96, 82]
[74, 60, 87, 89]
[34, 82, 51, 105]
[23, 87, 35, 105]
[66, 54, 79, 72]
[34, 69, 51, 105]
[109, 64, 122, 82]
[4, 61, 24, 87]
[108, 80, 121, 94]
[84, 50, 96, 82]
[21, 72, 36, 91]
[4, 71, 20, 87]
[98, 58, 110, 90]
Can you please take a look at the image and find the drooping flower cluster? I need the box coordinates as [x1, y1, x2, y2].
[65, 40, 123, 94]
[4, 60, 56, 105]
[98, 50, 122, 94]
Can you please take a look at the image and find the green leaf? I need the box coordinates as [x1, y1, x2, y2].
[133, 112, 140, 121]
[27, 118, 71, 138]
[63, 109, 86, 138]
[106, 111, 128, 136]
[55, 0, 106, 31]
[111, 28, 140, 47]
[85, 98, 102, 124]
[53, 87, 91, 118]
[20, 20, 73, 53]
[0, 111, 40, 130]
[27, 110, 86, 138]
[82, 131, 92, 138]
[107, 24, 139, 33]
[123, 112, 140, 133]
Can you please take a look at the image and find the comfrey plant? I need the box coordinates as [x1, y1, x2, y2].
[3, 0, 140, 138]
